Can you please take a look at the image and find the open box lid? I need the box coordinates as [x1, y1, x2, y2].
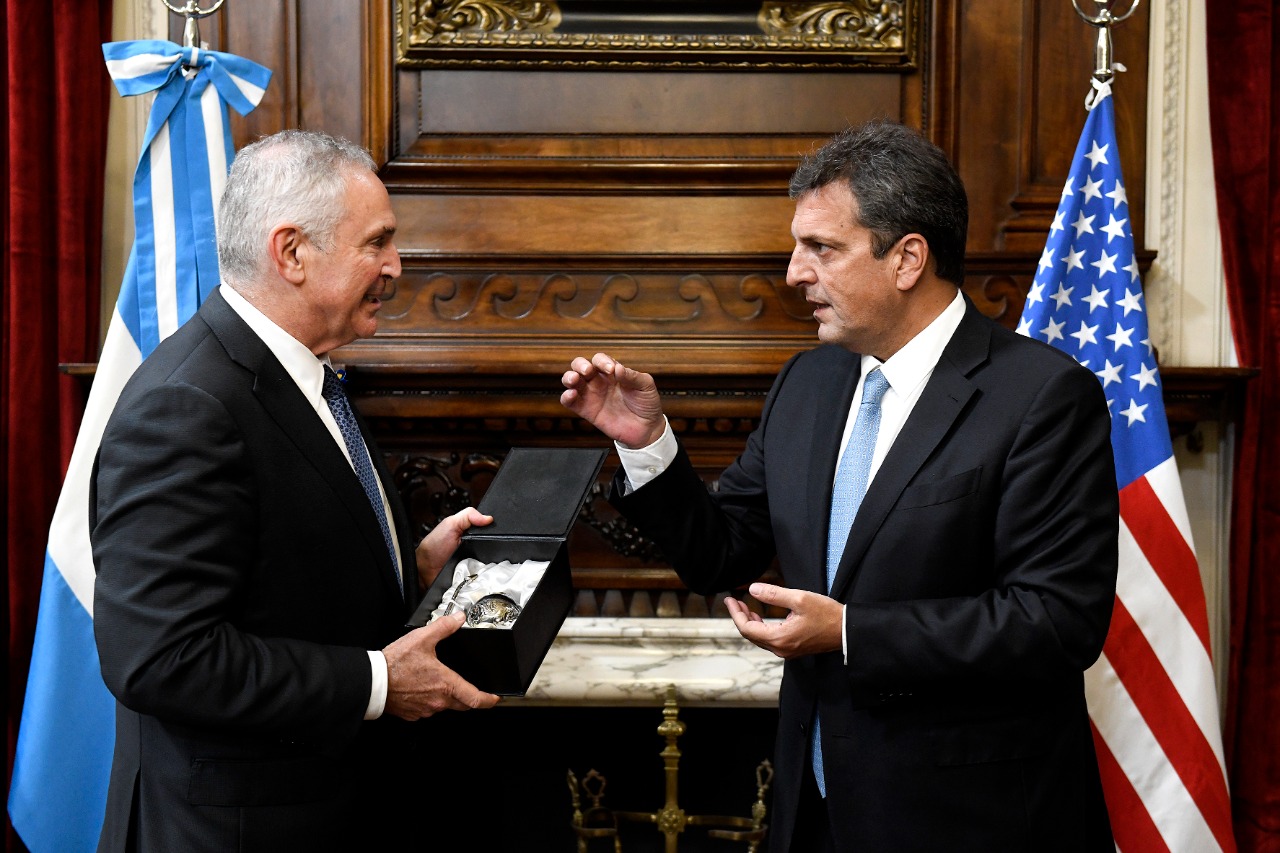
[465, 446, 607, 540]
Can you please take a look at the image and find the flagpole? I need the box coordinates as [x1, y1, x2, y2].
[1072, 0, 1141, 84]
[161, 0, 227, 49]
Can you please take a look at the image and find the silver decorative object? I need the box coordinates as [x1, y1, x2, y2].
[465, 593, 523, 627]
[442, 572, 480, 617]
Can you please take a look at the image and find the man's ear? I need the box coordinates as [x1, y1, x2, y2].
[894, 233, 929, 292]
[268, 224, 307, 285]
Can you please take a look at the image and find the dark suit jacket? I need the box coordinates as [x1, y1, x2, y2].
[615, 302, 1119, 853]
[91, 289, 420, 852]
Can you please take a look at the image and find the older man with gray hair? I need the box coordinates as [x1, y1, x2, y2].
[91, 129, 498, 853]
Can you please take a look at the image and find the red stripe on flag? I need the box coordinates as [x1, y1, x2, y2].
[1119, 476, 1213, 656]
[1090, 717, 1169, 853]
[1104, 600, 1236, 851]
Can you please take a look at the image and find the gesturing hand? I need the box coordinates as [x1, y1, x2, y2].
[382, 613, 500, 720]
[725, 583, 843, 660]
[560, 353, 666, 449]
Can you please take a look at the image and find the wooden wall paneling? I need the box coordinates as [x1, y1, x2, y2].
[948, 0, 1025, 252]
[995, 0, 1150, 252]
[382, 133, 825, 195]
[395, 66, 422, 161]
[174, 1, 300, 149]
[390, 195, 795, 254]
[411, 70, 905, 134]
[196, 1, 1226, 616]
[364, 0, 396, 164]
[922, 0, 959, 156]
[181, 3, 387, 155]
[352, 2, 1022, 599]
[290, 1, 370, 145]
[366, 24, 938, 379]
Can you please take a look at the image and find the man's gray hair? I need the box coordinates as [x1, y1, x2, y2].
[217, 129, 377, 286]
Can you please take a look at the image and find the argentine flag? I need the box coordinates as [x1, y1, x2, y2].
[8, 41, 269, 852]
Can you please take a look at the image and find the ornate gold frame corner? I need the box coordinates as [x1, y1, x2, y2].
[395, 1, 922, 71]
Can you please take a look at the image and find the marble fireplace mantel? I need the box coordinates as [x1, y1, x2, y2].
[511, 617, 783, 708]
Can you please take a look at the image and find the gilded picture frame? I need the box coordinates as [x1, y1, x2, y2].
[395, 1, 921, 70]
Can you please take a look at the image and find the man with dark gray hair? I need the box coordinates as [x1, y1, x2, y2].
[562, 120, 1118, 852]
[92, 129, 498, 852]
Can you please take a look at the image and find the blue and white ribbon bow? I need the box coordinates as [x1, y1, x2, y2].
[102, 39, 271, 357]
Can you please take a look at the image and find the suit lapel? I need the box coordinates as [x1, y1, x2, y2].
[200, 290, 406, 602]
[803, 348, 861, 594]
[828, 304, 990, 600]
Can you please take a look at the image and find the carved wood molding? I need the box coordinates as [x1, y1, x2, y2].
[381, 267, 812, 328]
[337, 254, 815, 374]
[333, 248, 1169, 375]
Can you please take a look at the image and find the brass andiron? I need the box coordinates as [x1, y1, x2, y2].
[568, 685, 773, 852]
[566, 770, 622, 853]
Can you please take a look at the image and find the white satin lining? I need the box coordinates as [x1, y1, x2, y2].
[427, 558, 550, 629]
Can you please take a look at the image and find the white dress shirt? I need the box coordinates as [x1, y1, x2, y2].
[220, 284, 397, 719]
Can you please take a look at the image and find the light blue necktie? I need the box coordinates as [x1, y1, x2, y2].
[322, 366, 402, 597]
[813, 367, 890, 797]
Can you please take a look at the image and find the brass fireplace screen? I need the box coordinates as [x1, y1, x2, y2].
[395, 0, 921, 69]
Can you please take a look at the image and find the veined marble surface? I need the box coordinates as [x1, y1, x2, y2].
[513, 617, 782, 708]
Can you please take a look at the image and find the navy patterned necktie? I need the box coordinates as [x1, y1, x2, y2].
[321, 366, 401, 597]
[813, 367, 891, 797]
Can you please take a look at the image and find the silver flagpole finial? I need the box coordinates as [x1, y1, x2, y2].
[161, 0, 227, 49]
[1071, 0, 1140, 84]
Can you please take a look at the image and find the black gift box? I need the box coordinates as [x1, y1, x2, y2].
[407, 446, 607, 696]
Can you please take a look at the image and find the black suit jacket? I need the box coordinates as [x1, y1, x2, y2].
[91, 289, 420, 852]
[616, 302, 1119, 853]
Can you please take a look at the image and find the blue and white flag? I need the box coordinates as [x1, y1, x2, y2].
[8, 41, 269, 852]
[1018, 80, 1235, 852]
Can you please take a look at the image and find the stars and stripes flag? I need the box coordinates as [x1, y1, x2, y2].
[1018, 79, 1235, 852]
[7, 41, 269, 852]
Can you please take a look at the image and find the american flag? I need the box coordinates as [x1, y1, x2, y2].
[1018, 80, 1235, 852]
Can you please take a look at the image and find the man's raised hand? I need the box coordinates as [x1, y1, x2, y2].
[560, 353, 666, 449]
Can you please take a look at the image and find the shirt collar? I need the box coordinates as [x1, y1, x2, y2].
[862, 289, 966, 397]
[219, 284, 330, 404]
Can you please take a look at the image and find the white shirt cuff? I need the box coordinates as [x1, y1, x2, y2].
[841, 604, 848, 664]
[366, 650, 388, 720]
[615, 418, 677, 493]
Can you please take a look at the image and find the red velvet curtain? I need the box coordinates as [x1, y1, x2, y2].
[4, 1, 113, 849]
[1206, 3, 1280, 851]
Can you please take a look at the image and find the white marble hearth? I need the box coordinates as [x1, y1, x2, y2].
[514, 617, 783, 708]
